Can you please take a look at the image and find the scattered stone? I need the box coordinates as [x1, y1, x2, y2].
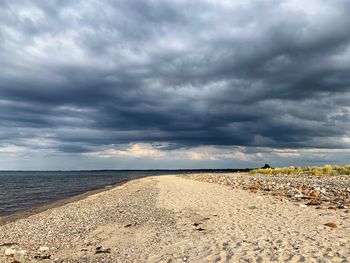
[4, 248, 16, 256]
[0, 178, 174, 262]
[0, 242, 18, 247]
[250, 187, 257, 193]
[1, 172, 350, 262]
[14, 250, 27, 262]
[180, 173, 350, 211]
[324, 222, 338, 228]
[328, 207, 337, 210]
[38, 246, 49, 252]
[309, 191, 319, 198]
[306, 200, 321, 206]
[95, 246, 111, 254]
[34, 254, 51, 260]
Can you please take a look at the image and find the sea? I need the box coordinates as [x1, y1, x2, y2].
[0, 169, 242, 218]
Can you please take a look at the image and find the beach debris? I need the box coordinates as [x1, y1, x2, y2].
[195, 227, 206, 231]
[1, 242, 19, 247]
[124, 223, 132, 228]
[38, 246, 49, 252]
[294, 194, 303, 199]
[95, 246, 111, 254]
[309, 191, 319, 198]
[324, 222, 338, 228]
[306, 199, 321, 206]
[34, 254, 51, 260]
[299, 204, 307, 208]
[293, 245, 300, 250]
[249, 187, 258, 193]
[193, 223, 200, 227]
[182, 255, 189, 262]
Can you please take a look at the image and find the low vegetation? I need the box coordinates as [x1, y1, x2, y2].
[250, 165, 350, 176]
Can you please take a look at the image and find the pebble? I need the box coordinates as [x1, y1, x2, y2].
[0, 180, 176, 262]
[4, 248, 16, 256]
[39, 246, 50, 252]
[181, 173, 350, 210]
[95, 246, 111, 254]
[324, 222, 338, 228]
[14, 250, 27, 262]
[4, 248, 28, 263]
[1, 174, 349, 262]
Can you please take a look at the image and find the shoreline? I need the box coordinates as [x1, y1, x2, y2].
[0, 176, 145, 226]
[2, 171, 349, 225]
[1, 173, 350, 262]
[0, 171, 238, 225]
[0, 171, 243, 226]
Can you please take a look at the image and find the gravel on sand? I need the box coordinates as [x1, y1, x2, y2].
[1, 173, 350, 262]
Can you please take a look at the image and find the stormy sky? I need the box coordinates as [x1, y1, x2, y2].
[0, 0, 349, 170]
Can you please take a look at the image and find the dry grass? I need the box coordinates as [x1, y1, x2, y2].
[250, 165, 350, 176]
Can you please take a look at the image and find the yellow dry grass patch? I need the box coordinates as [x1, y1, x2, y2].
[250, 165, 350, 176]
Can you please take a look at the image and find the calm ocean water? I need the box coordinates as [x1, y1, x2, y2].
[0, 170, 182, 217]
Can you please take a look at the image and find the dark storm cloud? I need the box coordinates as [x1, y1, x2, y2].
[0, 0, 350, 155]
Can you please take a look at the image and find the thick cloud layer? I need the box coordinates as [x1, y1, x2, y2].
[0, 0, 349, 168]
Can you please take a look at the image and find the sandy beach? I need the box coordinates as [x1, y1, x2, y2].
[1, 174, 350, 262]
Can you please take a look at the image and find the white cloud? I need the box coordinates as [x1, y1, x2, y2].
[85, 143, 252, 161]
